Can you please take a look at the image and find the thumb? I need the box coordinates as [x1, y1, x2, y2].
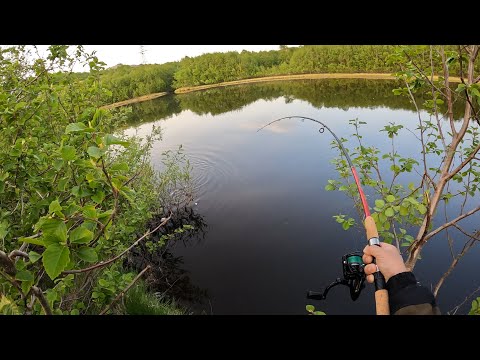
[363, 244, 383, 258]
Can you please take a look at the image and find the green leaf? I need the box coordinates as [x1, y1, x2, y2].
[386, 195, 395, 203]
[49, 200, 62, 214]
[48, 200, 64, 217]
[46, 289, 58, 304]
[405, 197, 419, 205]
[18, 236, 45, 246]
[399, 206, 409, 216]
[417, 204, 427, 215]
[325, 184, 335, 191]
[0, 222, 8, 241]
[15, 259, 27, 271]
[82, 205, 97, 219]
[455, 83, 466, 93]
[21, 280, 33, 295]
[65, 122, 87, 133]
[104, 134, 130, 147]
[342, 221, 351, 230]
[41, 219, 67, 244]
[53, 159, 64, 171]
[378, 212, 387, 223]
[69, 226, 94, 244]
[42, 244, 70, 280]
[28, 251, 42, 264]
[92, 108, 105, 126]
[87, 146, 104, 159]
[98, 210, 113, 219]
[333, 215, 345, 224]
[110, 163, 129, 172]
[14, 101, 27, 111]
[385, 208, 394, 217]
[306, 305, 315, 312]
[471, 87, 480, 98]
[65, 123, 95, 134]
[16, 270, 34, 282]
[58, 178, 69, 191]
[313, 311, 326, 315]
[91, 190, 105, 204]
[375, 199, 385, 208]
[76, 247, 98, 262]
[60, 146, 76, 161]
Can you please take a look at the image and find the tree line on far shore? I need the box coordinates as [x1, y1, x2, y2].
[96, 45, 474, 103]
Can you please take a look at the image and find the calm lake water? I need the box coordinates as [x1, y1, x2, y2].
[126, 79, 479, 315]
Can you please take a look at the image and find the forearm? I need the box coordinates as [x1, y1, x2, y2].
[386, 272, 441, 315]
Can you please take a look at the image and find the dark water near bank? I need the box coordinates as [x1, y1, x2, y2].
[126, 79, 479, 314]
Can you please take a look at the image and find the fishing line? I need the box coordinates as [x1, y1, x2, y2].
[257, 116, 370, 218]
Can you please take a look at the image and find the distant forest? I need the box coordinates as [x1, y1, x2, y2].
[95, 45, 470, 103]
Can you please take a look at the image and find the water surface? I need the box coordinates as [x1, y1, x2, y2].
[126, 79, 478, 314]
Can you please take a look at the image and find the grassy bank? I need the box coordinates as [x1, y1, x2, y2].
[101, 91, 168, 110]
[173, 73, 397, 94]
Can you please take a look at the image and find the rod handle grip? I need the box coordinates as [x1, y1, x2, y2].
[364, 216, 378, 239]
[374, 289, 390, 315]
[364, 215, 390, 315]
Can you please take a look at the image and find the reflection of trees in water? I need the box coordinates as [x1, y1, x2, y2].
[126, 95, 181, 124]
[127, 79, 465, 125]
[125, 207, 210, 313]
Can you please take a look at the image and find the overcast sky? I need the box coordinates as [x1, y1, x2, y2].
[30, 45, 296, 71]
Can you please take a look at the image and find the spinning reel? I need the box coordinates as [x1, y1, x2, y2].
[307, 252, 366, 302]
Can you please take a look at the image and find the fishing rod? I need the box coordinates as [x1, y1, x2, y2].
[258, 116, 389, 315]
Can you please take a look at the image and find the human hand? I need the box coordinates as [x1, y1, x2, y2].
[362, 242, 407, 283]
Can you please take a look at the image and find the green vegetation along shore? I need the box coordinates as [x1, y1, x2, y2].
[99, 45, 470, 106]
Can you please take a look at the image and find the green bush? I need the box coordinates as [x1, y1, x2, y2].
[0, 45, 190, 315]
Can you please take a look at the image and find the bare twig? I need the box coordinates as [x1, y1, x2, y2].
[0, 270, 26, 301]
[0, 250, 17, 276]
[442, 195, 455, 260]
[402, 49, 447, 98]
[452, 224, 480, 241]
[423, 205, 480, 242]
[445, 142, 480, 182]
[460, 163, 472, 215]
[448, 284, 480, 315]
[402, 73, 429, 183]
[433, 238, 476, 297]
[407, 46, 478, 269]
[32, 286, 53, 315]
[440, 46, 456, 136]
[99, 265, 151, 315]
[31, 286, 53, 315]
[8, 250, 29, 260]
[391, 221, 400, 251]
[431, 46, 447, 150]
